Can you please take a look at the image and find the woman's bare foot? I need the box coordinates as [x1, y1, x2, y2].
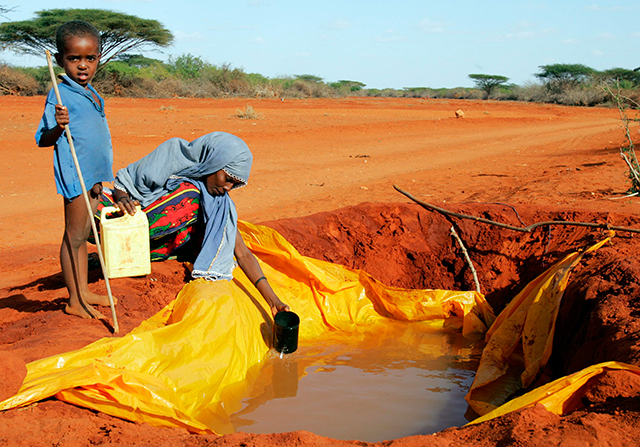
[84, 291, 117, 306]
[64, 302, 106, 320]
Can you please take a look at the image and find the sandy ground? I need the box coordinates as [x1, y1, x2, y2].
[1, 96, 640, 446]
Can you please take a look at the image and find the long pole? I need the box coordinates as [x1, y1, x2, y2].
[45, 50, 119, 333]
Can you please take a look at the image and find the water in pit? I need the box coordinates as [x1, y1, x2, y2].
[230, 320, 483, 442]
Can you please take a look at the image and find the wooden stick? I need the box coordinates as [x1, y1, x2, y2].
[393, 184, 640, 234]
[620, 152, 640, 187]
[45, 51, 119, 333]
[449, 226, 482, 293]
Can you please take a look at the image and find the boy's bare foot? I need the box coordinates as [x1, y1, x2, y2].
[64, 302, 106, 320]
[84, 292, 117, 306]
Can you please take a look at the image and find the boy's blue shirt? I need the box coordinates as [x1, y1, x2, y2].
[35, 75, 114, 199]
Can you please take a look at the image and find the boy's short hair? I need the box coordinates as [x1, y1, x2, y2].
[55, 20, 101, 54]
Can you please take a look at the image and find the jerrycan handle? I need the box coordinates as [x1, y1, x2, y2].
[100, 205, 143, 221]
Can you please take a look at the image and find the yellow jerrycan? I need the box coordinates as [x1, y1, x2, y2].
[99, 205, 151, 278]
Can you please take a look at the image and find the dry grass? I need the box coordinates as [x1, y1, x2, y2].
[0, 64, 38, 96]
[233, 104, 264, 120]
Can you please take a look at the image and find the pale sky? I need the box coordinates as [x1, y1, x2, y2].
[1, 0, 638, 89]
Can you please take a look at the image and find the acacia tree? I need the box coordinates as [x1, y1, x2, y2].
[0, 5, 14, 17]
[0, 9, 173, 66]
[535, 63, 595, 93]
[295, 74, 323, 83]
[597, 68, 640, 87]
[468, 74, 509, 99]
[330, 80, 366, 92]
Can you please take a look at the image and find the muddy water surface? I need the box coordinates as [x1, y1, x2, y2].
[231, 321, 484, 442]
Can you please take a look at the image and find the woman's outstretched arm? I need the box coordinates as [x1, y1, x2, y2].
[234, 229, 290, 317]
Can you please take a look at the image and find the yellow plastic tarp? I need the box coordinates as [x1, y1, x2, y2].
[465, 234, 613, 416]
[0, 221, 494, 434]
[468, 361, 640, 425]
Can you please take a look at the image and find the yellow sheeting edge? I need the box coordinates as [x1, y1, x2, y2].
[465, 234, 614, 416]
[468, 361, 640, 425]
[0, 221, 493, 434]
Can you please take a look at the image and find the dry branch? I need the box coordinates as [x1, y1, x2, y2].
[621, 152, 640, 188]
[449, 226, 482, 293]
[393, 184, 640, 234]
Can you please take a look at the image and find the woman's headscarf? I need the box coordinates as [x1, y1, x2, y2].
[116, 132, 252, 207]
[115, 132, 253, 281]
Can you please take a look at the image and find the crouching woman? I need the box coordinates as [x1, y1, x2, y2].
[107, 131, 289, 317]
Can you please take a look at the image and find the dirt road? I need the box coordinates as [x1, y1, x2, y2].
[1, 96, 638, 446]
[0, 97, 631, 256]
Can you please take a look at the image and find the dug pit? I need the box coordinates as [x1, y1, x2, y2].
[1, 201, 640, 446]
[267, 202, 640, 374]
[230, 320, 481, 442]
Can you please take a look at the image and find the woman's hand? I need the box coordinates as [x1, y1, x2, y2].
[267, 296, 291, 318]
[117, 196, 140, 215]
[113, 191, 140, 216]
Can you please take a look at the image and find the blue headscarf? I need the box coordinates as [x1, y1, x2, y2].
[115, 132, 253, 280]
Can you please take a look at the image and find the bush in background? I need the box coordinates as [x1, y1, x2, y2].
[0, 55, 638, 108]
[0, 63, 38, 95]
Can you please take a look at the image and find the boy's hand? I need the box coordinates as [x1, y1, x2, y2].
[55, 104, 69, 129]
[90, 183, 103, 199]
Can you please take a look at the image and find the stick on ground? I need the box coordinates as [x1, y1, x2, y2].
[393, 184, 640, 234]
[449, 226, 481, 294]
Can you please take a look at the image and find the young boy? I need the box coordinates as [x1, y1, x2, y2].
[36, 20, 114, 319]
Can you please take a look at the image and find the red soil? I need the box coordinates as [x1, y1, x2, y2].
[1, 96, 640, 446]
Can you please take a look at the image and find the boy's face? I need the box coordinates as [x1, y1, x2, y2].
[55, 35, 100, 88]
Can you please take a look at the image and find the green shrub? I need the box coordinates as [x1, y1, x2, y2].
[330, 80, 366, 95]
[246, 72, 270, 86]
[170, 54, 207, 80]
[597, 68, 640, 87]
[270, 76, 296, 92]
[98, 61, 139, 82]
